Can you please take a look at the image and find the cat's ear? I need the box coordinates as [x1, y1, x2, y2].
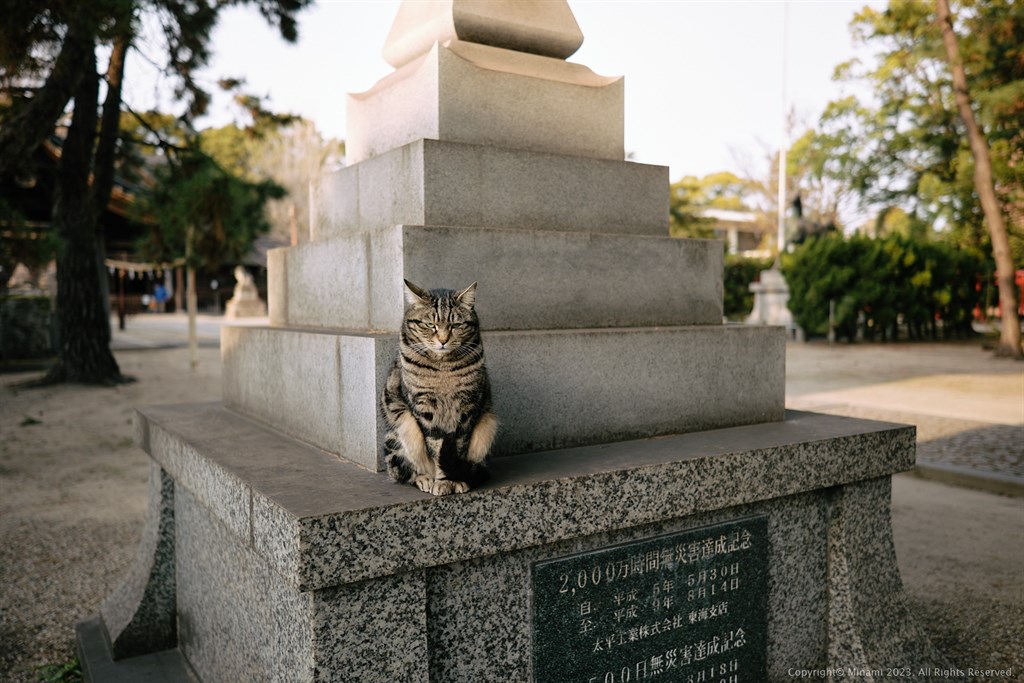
[404, 279, 430, 307]
[455, 282, 477, 309]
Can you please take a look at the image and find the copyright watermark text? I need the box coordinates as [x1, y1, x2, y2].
[786, 667, 1015, 679]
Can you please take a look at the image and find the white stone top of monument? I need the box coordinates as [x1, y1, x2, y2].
[383, 0, 584, 68]
[346, 0, 623, 164]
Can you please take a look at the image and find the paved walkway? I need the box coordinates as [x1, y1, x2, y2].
[110, 311, 262, 350]
[786, 340, 1023, 494]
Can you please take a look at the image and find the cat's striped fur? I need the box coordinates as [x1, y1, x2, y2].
[380, 280, 497, 496]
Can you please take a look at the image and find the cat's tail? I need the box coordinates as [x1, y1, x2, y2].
[439, 437, 490, 488]
[465, 462, 490, 488]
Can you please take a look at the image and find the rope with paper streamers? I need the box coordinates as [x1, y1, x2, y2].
[104, 257, 184, 280]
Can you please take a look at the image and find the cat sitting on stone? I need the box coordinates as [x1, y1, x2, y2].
[380, 280, 498, 496]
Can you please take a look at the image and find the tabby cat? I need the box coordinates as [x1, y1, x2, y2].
[380, 280, 498, 496]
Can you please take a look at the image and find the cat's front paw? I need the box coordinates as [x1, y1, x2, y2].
[429, 480, 469, 496]
[414, 475, 434, 493]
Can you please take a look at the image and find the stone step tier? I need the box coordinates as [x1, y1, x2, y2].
[311, 138, 668, 239]
[222, 324, 786, 471]
[268, 224, 723, 331]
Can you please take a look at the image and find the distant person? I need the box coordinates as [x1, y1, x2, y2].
[154, 283, 168, 313]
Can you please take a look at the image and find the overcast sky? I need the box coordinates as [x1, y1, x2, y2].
[124, 0, 880, 183]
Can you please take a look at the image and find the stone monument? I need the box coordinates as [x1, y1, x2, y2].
[747, 268, 796, 331]
[77, 3, 946, 681]
[223, 265, 267, 319]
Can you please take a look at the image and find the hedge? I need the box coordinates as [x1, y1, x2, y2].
[780, 233, 986, 341]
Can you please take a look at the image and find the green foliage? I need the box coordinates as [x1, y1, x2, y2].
[35, 658, 81, 683]
[0, 0, 311, 384]
[0, 199, 57, 289]
[871, 206, 931, 240]
[805, 0, 1023, 259]
[197, 82, 304, 178]
[198, 124, 253, 178]
[124, 91, 331, 269]
[135, 147, 284, 269]
[786, 120, 857, 229]
[782, 233, 987, 341]
[122, 95, 297, 269]
[723, 255, 773, 320]
[199, 115, 343, 245]
[119, 110, 189, 153]
[669, 172, 758, 239]
[0, 294, 53, 360]
[1, 0, 311, 145]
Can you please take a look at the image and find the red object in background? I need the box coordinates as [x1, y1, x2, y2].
[980, 269, 1024, 319]
[993, 269, 1024, 316]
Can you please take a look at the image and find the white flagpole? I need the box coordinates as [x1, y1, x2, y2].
[777, 1, 789, 260]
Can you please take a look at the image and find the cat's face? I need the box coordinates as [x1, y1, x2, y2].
[402, 280, 479, 357]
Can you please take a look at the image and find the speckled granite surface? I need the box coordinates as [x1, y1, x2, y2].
[107, 405, 935, 681]
[312, 573, 429, 682]
[827, 479, 950, 677]
[98, 461, 177, 659]
[175, 486, 314, 683]
[136, 403, 914, 590]
[426, 495, 830, 682]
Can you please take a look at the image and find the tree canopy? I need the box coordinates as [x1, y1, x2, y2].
[796, 0, 1022, 258]
[199, 102, 344, 246]
[135, 145, 284, 272]
[767, 0, 1022, 354]
[0, 0, 312, 384]
[669, 172, 762, 239]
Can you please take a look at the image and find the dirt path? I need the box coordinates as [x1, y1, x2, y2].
[1, 347, 220, 682]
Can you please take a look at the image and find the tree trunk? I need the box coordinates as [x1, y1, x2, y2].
[46, 46, 127, 385]
[937, 0, 1021, 358]
[186, 224, 199, 371]
[92, 31, 131, 323]
[0, 19, 93, 181]
[92, 32, 130, 216]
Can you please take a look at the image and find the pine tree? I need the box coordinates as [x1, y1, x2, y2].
[0, 0, 311, 383]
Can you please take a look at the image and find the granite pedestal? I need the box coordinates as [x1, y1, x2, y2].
[79, 406, 945, 682]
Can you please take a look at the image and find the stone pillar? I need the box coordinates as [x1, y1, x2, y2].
[747, 267, 798, 335]
[728, 227, 739, 255]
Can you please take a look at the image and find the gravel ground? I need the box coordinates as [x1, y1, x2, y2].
[891, 475, 1023, 678]
[795, 404, 1023, 478]
[0, 335, 1021, 682]
[1, 345, 221, 683]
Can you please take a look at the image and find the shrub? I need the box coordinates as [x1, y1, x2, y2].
[781, 233, 985, 341]
[0, 294, 54, 360]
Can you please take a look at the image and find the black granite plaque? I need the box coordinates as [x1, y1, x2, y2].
[532, 516, 768, 683]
